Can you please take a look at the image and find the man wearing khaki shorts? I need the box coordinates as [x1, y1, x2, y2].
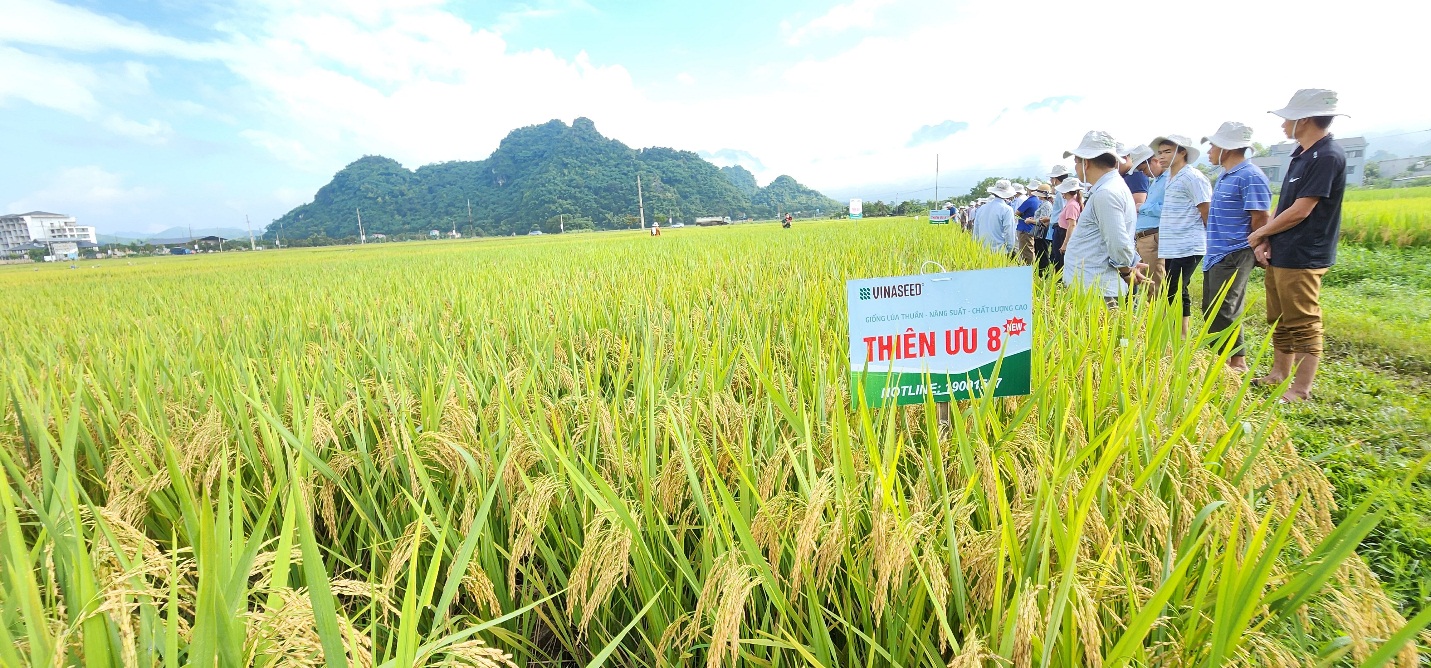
[1248, 89, 1347, 402]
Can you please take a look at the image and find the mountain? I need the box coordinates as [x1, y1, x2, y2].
[268, 118, 840, 238]
[720, 165, 759, 198]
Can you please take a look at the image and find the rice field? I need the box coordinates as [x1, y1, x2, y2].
[2, 220, 1427, 666]
[1342, 186, 1431, 247]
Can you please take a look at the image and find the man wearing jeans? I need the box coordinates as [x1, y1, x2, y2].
[1248, 89, 1348, 402]
[1202, 121, 1271, 372]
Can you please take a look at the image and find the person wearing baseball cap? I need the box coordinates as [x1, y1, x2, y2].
[972, 179, 1019, 256]
[1061, 131, 1147, 304]
[1201, 121, 1272, 372]
[1150, 134, 1211, 336]
[1246, 89, 1349, 401]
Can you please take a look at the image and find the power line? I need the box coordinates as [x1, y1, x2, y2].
[1365, 128, 1431, 140]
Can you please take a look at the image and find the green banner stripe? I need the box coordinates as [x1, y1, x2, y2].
[851, 349, 1031, 406]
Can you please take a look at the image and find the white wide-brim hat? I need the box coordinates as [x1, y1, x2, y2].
[1202, 121, 1256, 150]
[1048, 164, 1071, 179]
[1125, 144, 1155, 172]
[1269, 88, 1347, 121]
[1151, 134, 1201, 165]
[1063, 131, 1120, 161]
[1054, 178, 1083, 194]
[987, 179, 1018, 199]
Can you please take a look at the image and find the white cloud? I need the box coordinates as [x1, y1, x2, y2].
[6, 166, 160, 215]
[240, 129, 319, 167]
[0, 46, 100, 116]
[785, 0, 893, 46]
[3, 0, 1428, 218]
[0, 0, 219, 58]
[103, 116, 173, 144]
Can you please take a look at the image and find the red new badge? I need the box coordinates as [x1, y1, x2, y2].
[1003, 317, 1027, 336]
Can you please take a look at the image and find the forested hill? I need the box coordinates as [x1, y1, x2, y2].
[268, 118, 841, 238]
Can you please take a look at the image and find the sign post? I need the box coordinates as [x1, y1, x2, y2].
[849, 199, 863, 220]
[846, 266, 1033, 407]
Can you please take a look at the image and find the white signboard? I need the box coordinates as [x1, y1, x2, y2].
[849, 198, 863, 220]
[846, 266, 1033, 406]
[929, 209, 951, 224]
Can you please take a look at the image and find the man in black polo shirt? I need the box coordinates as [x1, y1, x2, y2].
[1247, 89, 1347, 402]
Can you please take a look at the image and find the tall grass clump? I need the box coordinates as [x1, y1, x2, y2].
[1, 219, 1427, 666]
[1343, 186, 1431, 247]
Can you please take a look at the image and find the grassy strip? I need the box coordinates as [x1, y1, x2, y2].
[1236, 245, 1431, 614]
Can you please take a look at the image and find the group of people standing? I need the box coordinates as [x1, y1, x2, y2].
[964, 89, 1349, 403]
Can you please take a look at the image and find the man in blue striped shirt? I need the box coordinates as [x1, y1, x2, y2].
[1201, 122, 1271, 372]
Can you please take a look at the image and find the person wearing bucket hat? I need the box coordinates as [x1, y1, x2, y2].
[1024, 182, 1055, 271]
[1132, 145, 1169, 293]
[1118, 144, 1151, 207]
[1200, 121, 1272, 372]
[1061, 131, 1146, 303]
[1051, 177, 1083, 271]
[972, 179, 1019, 256]
[1150, 134, 1212, 336]
[1041, 166, 1073, 271]
[1013, 181, 1042, 264]
[1245, 89, 1349, 402]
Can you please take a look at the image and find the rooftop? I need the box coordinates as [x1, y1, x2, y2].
[0, 211, 68, 219]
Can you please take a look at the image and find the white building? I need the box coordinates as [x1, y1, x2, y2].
[1250, 136, 1367, 187]
[0, 211, 98, 250]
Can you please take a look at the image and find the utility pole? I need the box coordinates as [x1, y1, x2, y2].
[466, 199, 474, 231]
[245, 215, 255, 251]
[637, 174, 646, 229]
[559, 213, 564, 234]
[356, 208, 366, 244]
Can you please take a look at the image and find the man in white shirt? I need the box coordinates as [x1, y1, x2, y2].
[1061, 131, 1147, 305]
[972, 180, 1019, 255]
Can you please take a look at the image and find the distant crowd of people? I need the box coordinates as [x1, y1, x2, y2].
[952, 89, 1349, 403]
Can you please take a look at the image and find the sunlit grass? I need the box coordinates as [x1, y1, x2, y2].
[1, 218, 1426, 666]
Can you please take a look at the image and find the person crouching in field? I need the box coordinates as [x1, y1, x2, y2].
[1247, 89, 1348, 402]
[1151, 135, 1211, 336]
[1061, 131, 1146, 306]
[973, 179, 1019, 256]
[1201, 121, 1271, 372]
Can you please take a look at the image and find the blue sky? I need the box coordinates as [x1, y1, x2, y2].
[1, 0, 1426, 235]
